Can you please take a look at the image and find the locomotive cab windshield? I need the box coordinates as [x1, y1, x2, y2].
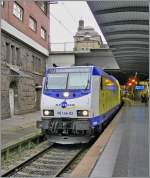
[45, 72, 90, 90]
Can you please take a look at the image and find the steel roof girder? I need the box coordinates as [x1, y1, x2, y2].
[117, 60, 148, 63]
[110, 41, 149, 45]
[104, 30, 149, 36]
[108, 37, 149, 42]
[100, 20, 149, 26]
[94, 6, 149, 15]
[107, 35, 149, 41]
[116, 56, 148, 59]
[114, 54, 148, 57]
[118, 65, 148, 69]
[114, 52, 149, 55]
[113, 48, 148, 52]
[110, 44, 149, 49]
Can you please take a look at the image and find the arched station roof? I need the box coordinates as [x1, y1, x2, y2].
[87, 1, 149, 84]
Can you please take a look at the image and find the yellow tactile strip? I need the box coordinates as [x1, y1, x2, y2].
[70, 107, 124, 177]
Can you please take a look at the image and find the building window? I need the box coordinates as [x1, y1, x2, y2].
[16, 47, 20, 66]
[29, 16, 37, 32]
[33, 56, 38, 72]
[32, 55, 35, 71]
[11, 45, 15, 65]
[40, 2, 47, 12]
[41, 27, 46, 40]
[13, 2, 23, 21]
[6, 42, 10, 63]
[35, 1, 48, 15]
[1, 0, 4, 7]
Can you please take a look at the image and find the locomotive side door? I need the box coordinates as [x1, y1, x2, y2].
[91, 76, 100, 117]
[99, 76, 106, 115]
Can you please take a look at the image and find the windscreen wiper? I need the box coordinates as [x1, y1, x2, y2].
[66, 73, 69, 89]
[85, 79, 90, 89]
[45, 78, 48, 89]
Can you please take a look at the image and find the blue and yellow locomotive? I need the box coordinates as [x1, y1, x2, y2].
[37, 66, 121, 143]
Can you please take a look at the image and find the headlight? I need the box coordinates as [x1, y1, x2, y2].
[77, 110, 89, 117]
[43, 110, 54, 116]
[63, 92, 69, 98]
[82, 110, 88, 116]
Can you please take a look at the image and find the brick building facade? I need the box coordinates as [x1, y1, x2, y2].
[1, 1, 50, 119]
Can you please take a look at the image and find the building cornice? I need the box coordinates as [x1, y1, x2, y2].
[1, 19, 49, 56]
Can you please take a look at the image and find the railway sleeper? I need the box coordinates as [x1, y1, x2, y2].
[24, 166, 59, 173]
[15, 171, 43, 177]
[42, 154, 75, 159]
[21, 167, 57, 176]
[37, 158, 66, 164]
[49, 150, 76, 155]
[32, 162, 64, 169]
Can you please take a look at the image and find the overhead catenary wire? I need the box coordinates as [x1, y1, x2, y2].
[50, 11, 74, 36]
[61, 2, 77, 26]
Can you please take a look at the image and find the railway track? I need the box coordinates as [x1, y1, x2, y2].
[2, 107, 122, 177]
[2, 142, 85, 177]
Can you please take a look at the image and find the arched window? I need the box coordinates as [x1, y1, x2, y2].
[9, 81, 18, 117]
[35, 84, 42, 110]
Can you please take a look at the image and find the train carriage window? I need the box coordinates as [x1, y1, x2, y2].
[102, 77, 116, 91]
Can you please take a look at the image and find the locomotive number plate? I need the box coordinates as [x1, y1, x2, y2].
[56, 111, 73, 116]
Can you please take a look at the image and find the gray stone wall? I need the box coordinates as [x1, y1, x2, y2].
[1, 31, 47, 119]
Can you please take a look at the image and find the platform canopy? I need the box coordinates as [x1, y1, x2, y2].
[87, 1, 149, 84]
[75, 48, 120, 70]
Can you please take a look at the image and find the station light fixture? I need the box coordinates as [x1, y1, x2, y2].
[127, 76, 137, 87]
[127, 82, 132, 86]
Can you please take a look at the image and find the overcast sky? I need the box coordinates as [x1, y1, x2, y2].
[50, 1, 107, 51]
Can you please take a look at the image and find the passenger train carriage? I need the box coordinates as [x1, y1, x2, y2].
[37, 66, 121, 144]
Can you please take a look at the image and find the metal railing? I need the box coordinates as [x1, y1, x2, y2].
[49, 42, 109, 52]
[49, 42, 74, 51]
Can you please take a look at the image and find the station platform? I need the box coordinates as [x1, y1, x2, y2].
[2, 103, 149, 177]
[1, 111, 41, 148]
[90, 103, 149, 177]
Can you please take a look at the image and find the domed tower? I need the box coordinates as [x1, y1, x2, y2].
[78, 19, 84, 31]
[74, 19, 103, 51]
